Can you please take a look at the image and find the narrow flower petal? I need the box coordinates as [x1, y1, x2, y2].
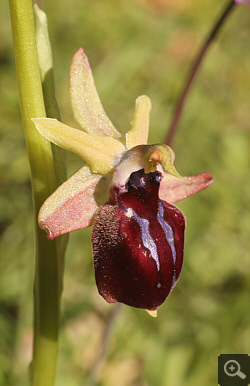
[39, 166, 110, 239]
[32, 118, 125, 174]
[70, 48, 122, 139]
[126, 95, 151, 149]
[159, 172, 213, 204]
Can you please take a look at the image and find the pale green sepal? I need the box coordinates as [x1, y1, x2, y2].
[126, 95, 151, 150]
[32, 118, 125, 174]
[70, 48, 122, 139]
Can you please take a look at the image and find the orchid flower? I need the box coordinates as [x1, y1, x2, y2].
[32, 48, 213, 316]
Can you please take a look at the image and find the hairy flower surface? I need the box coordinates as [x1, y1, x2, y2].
[33, 48, 213, 315]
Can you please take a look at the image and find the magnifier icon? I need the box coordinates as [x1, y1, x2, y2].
[224, 360, 246, 379]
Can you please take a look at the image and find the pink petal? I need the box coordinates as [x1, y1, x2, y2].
[159, 172, 213, 204]
[38, 166, 110, 239]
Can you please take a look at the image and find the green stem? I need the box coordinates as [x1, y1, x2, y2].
[9, 1, 63, 385]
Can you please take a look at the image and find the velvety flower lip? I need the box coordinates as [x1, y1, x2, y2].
[32, 48, 213, 314]
[93, 166, 186, 311]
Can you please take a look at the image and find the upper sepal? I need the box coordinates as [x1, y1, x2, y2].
[70, 48, 122, 139]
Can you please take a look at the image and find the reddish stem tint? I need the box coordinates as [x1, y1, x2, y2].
[166, 0, 236, 146]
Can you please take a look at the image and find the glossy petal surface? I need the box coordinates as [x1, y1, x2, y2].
[92, 169, 185, 310]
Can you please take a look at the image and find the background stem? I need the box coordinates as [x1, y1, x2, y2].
[165, 0, 236, 146]
[9, 1, 64, 385]
[86, 304, 122, 386]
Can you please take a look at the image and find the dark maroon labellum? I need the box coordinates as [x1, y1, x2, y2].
[92, 168, 185, 311]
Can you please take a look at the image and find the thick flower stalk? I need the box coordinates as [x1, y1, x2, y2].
[33, 48, 213, 316]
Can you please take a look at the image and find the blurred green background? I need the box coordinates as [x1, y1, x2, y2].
[0, 0, 249, 385]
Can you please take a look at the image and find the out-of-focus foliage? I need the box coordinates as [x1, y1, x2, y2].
[0, 0, 249, 385]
